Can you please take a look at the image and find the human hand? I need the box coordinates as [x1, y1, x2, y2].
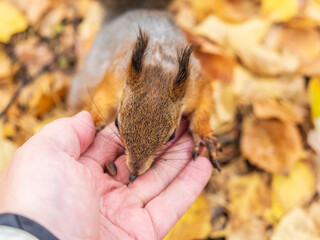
[0, 111, 212, 240]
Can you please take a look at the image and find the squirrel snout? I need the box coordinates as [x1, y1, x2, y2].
[126, 154, 155, 178]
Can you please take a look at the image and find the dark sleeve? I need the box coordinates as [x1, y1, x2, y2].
[0, 213, 58, 240]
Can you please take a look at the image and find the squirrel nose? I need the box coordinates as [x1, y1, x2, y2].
[129, 174, 137, 182]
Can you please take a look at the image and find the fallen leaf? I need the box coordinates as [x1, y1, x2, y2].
[1, 121, 17, 139]
[241, 117, 305, 174]
[236, 45, 299, 76]
[304, 0, 320, 24]
[14, 36, 54, 74]
[0, 48, 12, 80]
[233, 66, 307, 106]
[18, 72, 71, 116]
[38, 5, 67, 38]
[211, 81, 237, 129]
[173, 0, 215, 24]
[278, 27, 320, 61]
[5, 0, 52, 25]
[308, 117, 320, 156]
[307, 118, 320, 193]
[77, 1, 104, 66]
[253, 98, 302, 123]
[212, 0, 260, 23]
[187, 33, 235, 83]
[272, 26, 320, 75]
[0, 1, 27, 43]
[271, 208, 320, 240]
[309, 78, 320, 120]
[0, 124, 18, 172]
[308, 198, 320, 230]
[227, 217, 268, 240]
[194, 16, 271, 49]
[164, 194, 211, 240]
[227, 173, 271, 221]
[272, 161, 316, 214]
[261, 0, 299, 22]
[195, 52, 235, 84]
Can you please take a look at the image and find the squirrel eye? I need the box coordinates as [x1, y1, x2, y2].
[167, 130, 176, 143]
[115, 118, 119, 129]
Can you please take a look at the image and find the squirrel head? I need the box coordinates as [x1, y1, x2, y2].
[117, 29, 193, 179]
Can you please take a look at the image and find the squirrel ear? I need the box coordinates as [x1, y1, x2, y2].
[170, 45, 194, 101]
[127, 28, 149, 86]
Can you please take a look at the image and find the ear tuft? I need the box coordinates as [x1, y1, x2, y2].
[130, 28, 149, 74]
[170, 44, 194, 101]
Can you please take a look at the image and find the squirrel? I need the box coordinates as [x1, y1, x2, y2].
[68, 0, 220, 181]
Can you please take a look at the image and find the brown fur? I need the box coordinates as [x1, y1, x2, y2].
[118, 30, 191, 175]
[75, 9, 220, 178]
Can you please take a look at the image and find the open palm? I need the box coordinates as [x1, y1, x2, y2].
[0, 111, 212, 240]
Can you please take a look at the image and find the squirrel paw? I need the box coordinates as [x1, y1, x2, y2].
[191, 134, 222, 172]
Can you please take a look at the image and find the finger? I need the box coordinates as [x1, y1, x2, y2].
[128, 129, 193, 204]
[17, 111, 95, 160]
[145, 156, 212, 239]
[81, 122, 124, 168]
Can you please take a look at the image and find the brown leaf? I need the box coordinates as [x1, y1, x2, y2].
[280, 27, 320, 70]
[187, 33, 235, 83]
[253, 98, 302, 123]
[14, 36, 54, 74]
[236, 45, 299, 76]
[241, 117, 305, 174]
[18, 72, 71, 116]
[38, 5, 67, 38]
[212, 0, 260, 23]
[227, 217, 268, 240]
[0, 49, 12, 80]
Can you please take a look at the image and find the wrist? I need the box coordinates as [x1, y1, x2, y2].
[0, 213, 58, 240]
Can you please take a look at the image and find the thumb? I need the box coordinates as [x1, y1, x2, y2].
[18, 111, 96, 159]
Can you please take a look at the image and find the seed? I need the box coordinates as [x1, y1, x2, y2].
[105, 162, 117, 176]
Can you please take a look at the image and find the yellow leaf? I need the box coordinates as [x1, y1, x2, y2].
[0, 124, 17, 172]
[261, 0, 299, 22]
[271, 161, 316, 216]
[0, 1, 27, 43]
[309, 78, 320, 120]
[164, 195, 211, 240]
[227, 173, 271, 222]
